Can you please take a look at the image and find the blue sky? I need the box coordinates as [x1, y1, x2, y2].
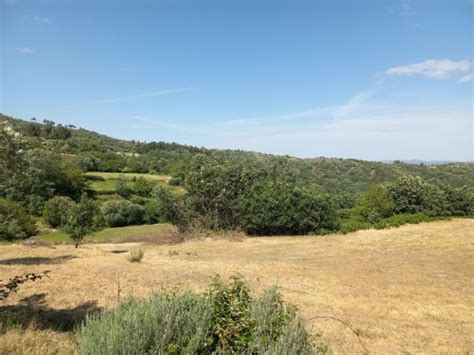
[1, 0, 472, 161]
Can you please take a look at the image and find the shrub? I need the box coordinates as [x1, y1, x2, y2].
[352, 185, 394, 223]
[128, 248, 144, 263]
[42, 196, 75, 227]
[133, 177, 153, 197]
[168, 177, 183, 186]
[338, 217, 370, 234]
[441, 185, 474, 216]
[77, 276, 324, 354]
[101, 200, 144, 227]
[0, 198, 37, 241]
[144, 187, 184, 225]
[115, 175, 132, 198]
[240, 182, 339, 235]
[374, 213, 434, 229]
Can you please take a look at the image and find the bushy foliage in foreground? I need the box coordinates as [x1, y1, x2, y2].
[77, 276, 325, 355]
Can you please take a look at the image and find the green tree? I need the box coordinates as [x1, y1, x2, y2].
[43, 196, 75, 227]
[0, 198, 37, 241]
[185, 155, 261, 230]
[353, 185, 395, 223]
[239, 182, 338, 235]
[115, 175, 132, 198]
[101, 200, 144, 227]
[144, 186, 183, 224]
[63, 194, 102, 248]
[387, 175, 429, 214]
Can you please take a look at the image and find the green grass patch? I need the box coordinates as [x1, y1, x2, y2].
[85, 172, 185, 194]
[37, 223, 176, 244]
[85, 172, 171, 182]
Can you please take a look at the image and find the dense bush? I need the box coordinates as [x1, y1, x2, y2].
[239, 182, 339, 235]
[352, 185, 394, 223]
[0, 198, 37, 240]
[338, 217, 370, 234]
[144, 186, 183, 225]
[77, 276, 323, 354]
[441, 185, 473, 216]
[185, 155, 262, 230]
[387, 175, 473, 217]
[101, 200, 144, 227]
[115, 175, 132, 198]
[374, 213, 434, 229]
[168, 177, 183, 186]
[42, 196, 76, 227]
[133, 177, 153, 197]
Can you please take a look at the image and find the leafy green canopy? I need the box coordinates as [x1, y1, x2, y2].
[63, 194, 103, 248]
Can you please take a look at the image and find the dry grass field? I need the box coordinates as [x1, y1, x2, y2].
[1, 219, 473, 354]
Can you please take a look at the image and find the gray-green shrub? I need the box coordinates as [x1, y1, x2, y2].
[128, 248, 144, 263]
[77, 276, 326, 354]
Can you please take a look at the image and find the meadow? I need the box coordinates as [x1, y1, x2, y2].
[1, 219, 473, 354]
[84, 172, 183, 195]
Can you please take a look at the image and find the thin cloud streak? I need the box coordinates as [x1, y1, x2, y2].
[33, 16, 51, 24]
[66, 87, 196, 108]
[386, 59, 472, 79]
[1, 47, 36, 54]
[458, 73, 473, 83]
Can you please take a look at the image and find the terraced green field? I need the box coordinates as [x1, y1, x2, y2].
[84, 172, 183, 194]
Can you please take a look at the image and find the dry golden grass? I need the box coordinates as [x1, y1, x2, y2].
[1, 219, 473, 354]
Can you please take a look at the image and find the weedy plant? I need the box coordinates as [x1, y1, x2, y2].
[77, 275, 327, 354]
[128, 248, 144, 263]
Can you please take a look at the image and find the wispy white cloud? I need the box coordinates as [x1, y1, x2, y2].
[386, 59, 472, 79]
[72, 66, 142, 73]
[458, 73, 473, 83]
[15, 47, 35, 54]
[220, 107, 334, 127]
[387, 0, 416, 16]
[33, 16, 51, 24]
[1, 47, 36, 54]
[67, 87, 195, 107]
[208, 96, 472, 160]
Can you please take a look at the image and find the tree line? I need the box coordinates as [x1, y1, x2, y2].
[1, 119, 473, 245]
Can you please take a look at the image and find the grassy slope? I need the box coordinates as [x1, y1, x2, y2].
[38, 223, 176, 244]
[0, 219, 473, 354]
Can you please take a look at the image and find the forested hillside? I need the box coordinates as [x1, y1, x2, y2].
[1, 114, 473, 243]
[2, 114, 473, 193]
